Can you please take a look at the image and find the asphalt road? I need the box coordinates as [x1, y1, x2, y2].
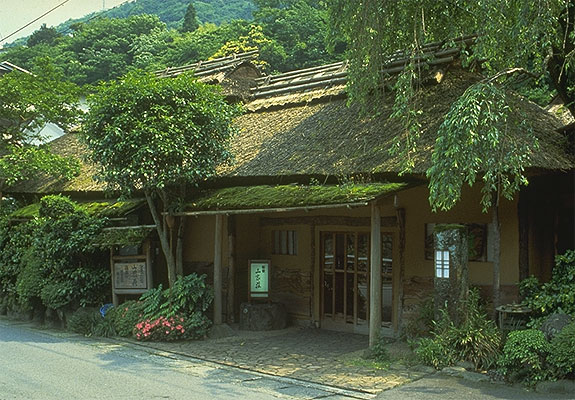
[2, 318, 574, 400]
[0, 319, 360, 400]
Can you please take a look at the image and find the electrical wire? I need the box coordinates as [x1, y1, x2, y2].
[0, 0, 72, 44]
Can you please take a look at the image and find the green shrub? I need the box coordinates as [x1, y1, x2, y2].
[0, 219, 36, 309]
[40, 280, 75, 310]
[548, 322, 575, 379]
[15, 249, 46, 306]
[133, 274, 213, 341]
[67, 307, 101, 335]
[91, 315, 117, 337]
[521, 250, 575, 318]
[140, 273, 214, 319]
[498, 329, 550, 384]
[39, 195, 78, 219]
[414, 289, 501, 370]
[414, 337, 456, 369]
[105, 300, 145, 337]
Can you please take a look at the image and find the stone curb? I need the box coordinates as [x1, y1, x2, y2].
[535, 380, 575, 395]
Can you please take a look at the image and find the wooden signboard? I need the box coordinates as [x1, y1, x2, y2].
[249, 260, 270, 300]
[114, 261, 147, 290]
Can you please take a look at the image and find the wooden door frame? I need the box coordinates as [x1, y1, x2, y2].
[318, 229, 395, 334]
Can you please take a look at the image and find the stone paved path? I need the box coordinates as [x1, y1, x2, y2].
[129, 326, 429, 394]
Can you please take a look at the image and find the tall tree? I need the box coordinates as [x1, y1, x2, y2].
[27, 24, 63, 47]
[181, 2, 200, 33]
[326, 0, 574, 312]
[82, 70, 241, 286]
[0, 60, 81, 199]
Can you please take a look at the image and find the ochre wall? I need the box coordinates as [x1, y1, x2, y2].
[395, 184, 519, 285]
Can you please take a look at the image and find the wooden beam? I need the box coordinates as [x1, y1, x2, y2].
[172, 201, 369, 217]
[213, 214, 223, 325]
[261, 215, 398, 228]
[369, 203, 382, 347]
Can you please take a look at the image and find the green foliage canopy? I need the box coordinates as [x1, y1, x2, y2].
[426, 82, 535, 212]
[0, 60, 81, 192]
[0, 195, 109, 312]
[82, 70, 240, 194]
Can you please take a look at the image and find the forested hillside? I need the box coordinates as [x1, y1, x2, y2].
[0, 1, 344, 86]
[104, 0, 256, 27]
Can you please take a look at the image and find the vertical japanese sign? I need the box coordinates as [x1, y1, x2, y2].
[249, 260, 270, 299]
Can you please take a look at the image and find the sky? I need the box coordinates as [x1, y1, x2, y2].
[0, 0, 131, 46]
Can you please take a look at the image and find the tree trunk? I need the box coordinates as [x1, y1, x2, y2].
[548, 0, 575, 119]
[492, 204, 501, 318]
[176, 216, 185, 277]
[145, 190, 176, 287]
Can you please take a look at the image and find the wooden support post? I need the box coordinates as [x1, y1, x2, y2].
[396, 208, 406, 335]
[110, 248, 118, 306]
[518, 187, 530, 283]
[214, 214, 223, 325]
[227, 215, 236, 324]
[369, 202, 382, 347]
[145, 239, 153, 291]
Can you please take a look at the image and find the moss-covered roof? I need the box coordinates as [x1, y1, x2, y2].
[182, 182, 409, 213]
[10, 199, 145, 219]
[92, 225, 156, 248]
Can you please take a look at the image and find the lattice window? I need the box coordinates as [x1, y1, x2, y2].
[272, 230, 298, 255]
[435, 250, 450, 278]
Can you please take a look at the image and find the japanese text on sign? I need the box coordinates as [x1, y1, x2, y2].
[250, 261, 269, 298]
[115, 262, 147, 289]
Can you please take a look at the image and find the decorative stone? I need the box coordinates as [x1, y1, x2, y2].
[540, 313, 573, 340]
[433, 224, 469, 324]
[239, 302, 288, 331]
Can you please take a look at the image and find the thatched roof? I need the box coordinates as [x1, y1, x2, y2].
[9, 132, 105, 194]
[223, 66, 573, 178]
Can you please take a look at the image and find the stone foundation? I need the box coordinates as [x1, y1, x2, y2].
[239, 302, 288, 331]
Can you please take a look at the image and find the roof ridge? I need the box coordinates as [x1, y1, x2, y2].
[154, 50, 259, 79]
[250, 35, 476, 101]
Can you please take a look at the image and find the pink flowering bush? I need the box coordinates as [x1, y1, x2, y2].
[129, 274, 212, 341]
[134, 315, 187, 341]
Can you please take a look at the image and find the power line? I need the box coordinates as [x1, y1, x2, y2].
[0, 0, 72, 44]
